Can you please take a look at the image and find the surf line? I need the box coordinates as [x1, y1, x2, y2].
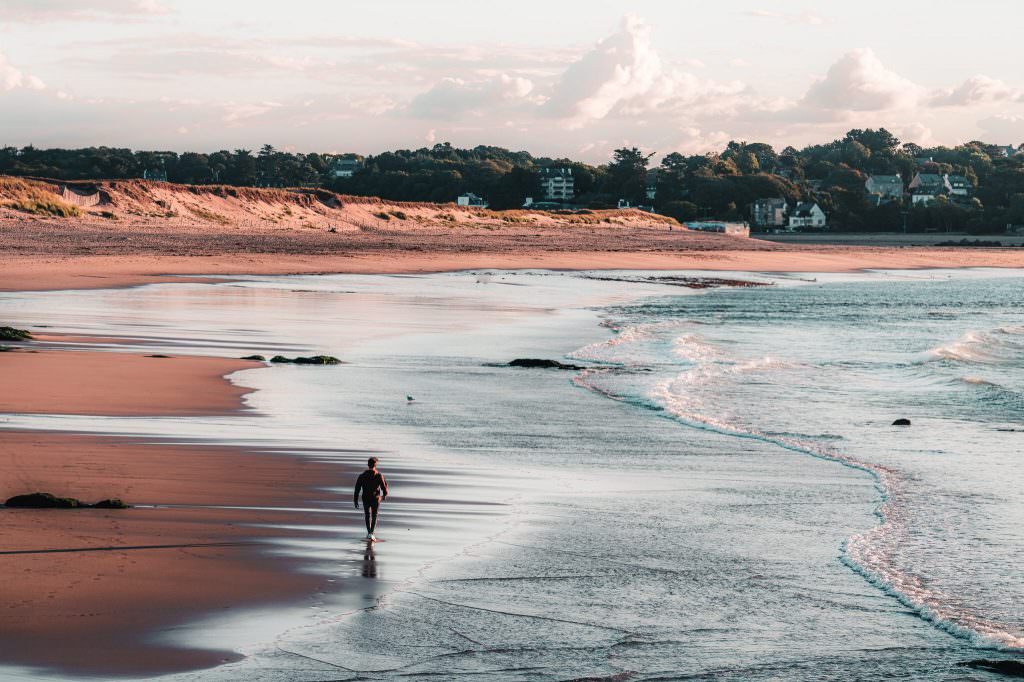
[570, 370, 1024, 652]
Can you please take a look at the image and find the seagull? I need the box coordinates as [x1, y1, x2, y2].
[406, 395, 415, 403]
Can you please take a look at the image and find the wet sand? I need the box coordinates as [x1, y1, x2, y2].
[0, 349, 260, 416]
[4, 247, 1024, 292]
[0, 343, 363, 676]
[0, 431, 358, 676]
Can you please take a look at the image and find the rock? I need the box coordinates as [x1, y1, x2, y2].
[508, 358, 584, 370]
[0, 326, 32, 341]
[240, 354, 266, 361]
[93, 498, 130, 509]
[892, 418, 912, 426]
[270, 355, 342, 365]
[3, 492, 130, 509]
[293, 355, 342, 365]
[5, 492, 81, 508]
[146, 354, 172, 358]
[958, 660, 1024, 677]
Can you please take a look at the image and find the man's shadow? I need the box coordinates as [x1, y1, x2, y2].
[361, 541, 377, 578]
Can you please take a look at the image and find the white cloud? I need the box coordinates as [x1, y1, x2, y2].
[408, 74, 536, 120]
[801, 48, 921, 112]
[222, 101, 284, 124]
[539, 15, 757, 131]
[0, 52, 46, 91]
[901, 122, 935, 146]
[977, 115, 1024, 144]
[4, 13, 1024, 160]
[542, 15, 664, 127]
[929, 75, 1019, 107]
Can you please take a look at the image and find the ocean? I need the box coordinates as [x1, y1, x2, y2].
[1, 269, 1021, 680]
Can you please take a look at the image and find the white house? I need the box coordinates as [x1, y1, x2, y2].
[788, 202, 827, 229]
[539, 167, 575, 202]
[457, 193, 488, 208]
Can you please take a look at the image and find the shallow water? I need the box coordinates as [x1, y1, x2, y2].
[1, 269, 1021, 680]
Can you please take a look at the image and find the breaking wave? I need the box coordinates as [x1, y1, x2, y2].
[571, 321, 1024, 652]
[923, 326, 1024, 365]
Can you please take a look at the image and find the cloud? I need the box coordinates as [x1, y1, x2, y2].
[901, 122, 935, 146]
[0, 52, 46, 91]
[977, 115, 1024, 143]
[539, 15, 754, 130]
[542, 15, 664, 127]
[0, 0, 169, 21]
[929, 75, 1019, 107]
[4, 12, 1024, 161]
[800, 48, 921, 112]
[408, 74, 535, 120]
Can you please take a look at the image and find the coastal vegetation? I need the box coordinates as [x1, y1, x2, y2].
[3, 130, 1024, 232]
[0, 177, 81, 218]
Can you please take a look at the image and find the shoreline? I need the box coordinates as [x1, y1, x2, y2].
[3, 263, 1022, 677]
[0, 341, 361, 677]
[4, 246, 1024, 291]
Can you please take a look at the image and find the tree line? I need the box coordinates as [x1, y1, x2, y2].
[3, 130, 1024, 232]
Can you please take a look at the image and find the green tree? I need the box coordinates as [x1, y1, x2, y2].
[604, 147, 653, 204]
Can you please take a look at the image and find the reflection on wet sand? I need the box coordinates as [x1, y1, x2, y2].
[362, 541, 377, 578]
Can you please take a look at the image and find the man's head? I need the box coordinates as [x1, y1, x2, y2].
[367, 456, 379, 470]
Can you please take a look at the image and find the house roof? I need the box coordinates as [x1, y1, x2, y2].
[540, 167, 573, 177]
[792, 202, 820, 217]
[754, 197, 786, 207]
[947, 174, 970, 186]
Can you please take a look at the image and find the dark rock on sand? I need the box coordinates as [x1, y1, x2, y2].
[958, 660, 1024, 677]
[5, 492, 81, 508]
[0, 326, 32, 341]
[508, 358, 584, 370]
[4, 492, 131, 509]
[270, 355, 342, 365]
[240, 354, 267, 361]
[146, 354, 172, 358]
[892, 418, 912, 426]
[92, 498, 130, 509]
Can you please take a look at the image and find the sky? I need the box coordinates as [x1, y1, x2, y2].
[2, 0, 1024, 161]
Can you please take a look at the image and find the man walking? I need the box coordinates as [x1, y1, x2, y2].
[354, 456, 389, 541]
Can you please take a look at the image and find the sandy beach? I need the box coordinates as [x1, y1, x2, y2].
[3, 178, 1024, 677]
[3, 177, 1024, 292]
[0, 349, 260, 416]
[0, 344, 358, 676]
